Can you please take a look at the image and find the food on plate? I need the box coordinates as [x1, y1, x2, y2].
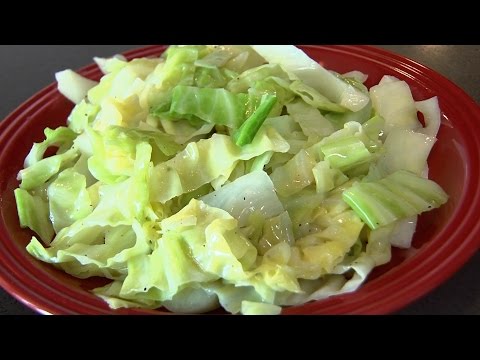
[14, 45, 448, 315]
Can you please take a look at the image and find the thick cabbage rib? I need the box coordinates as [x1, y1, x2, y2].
[342, 170, 448, 229]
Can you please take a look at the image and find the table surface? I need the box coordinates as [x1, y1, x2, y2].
[0, 45, 478, 315]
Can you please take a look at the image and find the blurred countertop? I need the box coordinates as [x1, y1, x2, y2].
[0, 45, 478, 315]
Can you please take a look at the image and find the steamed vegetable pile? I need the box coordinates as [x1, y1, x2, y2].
[14, 45, 448, 315]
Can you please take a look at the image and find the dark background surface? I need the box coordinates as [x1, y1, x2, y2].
[0, 45, 478, 315]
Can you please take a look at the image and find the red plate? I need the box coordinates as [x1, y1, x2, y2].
[0, 45, 479, 315]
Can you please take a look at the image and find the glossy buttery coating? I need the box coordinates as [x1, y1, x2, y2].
[0, 45, 478, 315]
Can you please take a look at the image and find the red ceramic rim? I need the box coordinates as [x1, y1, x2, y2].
[0, 45, 479, 315]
